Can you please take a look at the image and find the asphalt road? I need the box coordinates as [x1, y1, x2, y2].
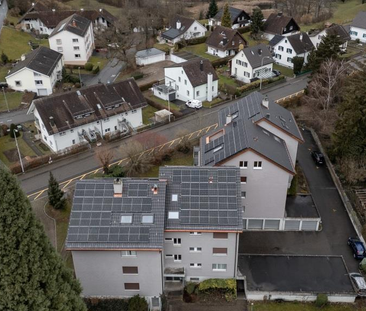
[18, 74, 309, 196]
[239, 129, 359, 272]
[82, 58, 125, 86]
[0, 0, 8, 35]
[0, 109, 34, 125]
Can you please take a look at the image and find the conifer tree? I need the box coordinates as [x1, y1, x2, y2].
[250, 8, 264, 37]
[206, 0, 218, 19]
[48, 172, 66, 210]
[221, 3, 232, 28]
[0, 168, 86, 310]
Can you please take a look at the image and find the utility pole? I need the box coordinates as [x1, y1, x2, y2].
[13, 129, 24, 173]
[2, 87, 9, 112]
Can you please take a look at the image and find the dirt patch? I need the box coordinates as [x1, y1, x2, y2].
[167, 299, 247, 311]
[136, 61, 174, 86]
[3, 149, 18, 162]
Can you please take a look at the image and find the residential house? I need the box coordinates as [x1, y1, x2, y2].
[197, 92, 313, 231]
[135, 48, 166, 66]
[308, 23, 350, 51]
[66, 166, 243, 303]
[206, 26, 248, 58]
[31, 79, 146, 153]
[18, 7, 116, 35]
[161, 15, 206, 45]
[230, 44, 274, 83]
[208, 6, 251, 29]
[349, 11, 366, 43]
[48, 14, 94, 65]
[269, 32, 314, 69]
[5, 46, 63, 96]
[154, 58, 219, 102]
[263, 12, 300, 40]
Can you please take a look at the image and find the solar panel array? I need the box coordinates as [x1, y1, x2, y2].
[66, 179, 167, 249]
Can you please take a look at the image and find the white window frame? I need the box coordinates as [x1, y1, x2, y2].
[174, 254, 182, 262]
[239, 161, 248, 169]
[121, 250, 137, 257]
[168, 211, 179, 219]
[253, 161, 262, 169]
[173, 238, 181, 246]
[189, 247, 202, 253]
[241, 191, 246, 199]
[212, 263, 227, 271]
[189, 232, 202, 236]
[190, 263, 202, 268]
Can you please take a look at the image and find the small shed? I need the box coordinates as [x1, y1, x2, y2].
[154, 109, 173, 123]
[135, 48, 166, 66]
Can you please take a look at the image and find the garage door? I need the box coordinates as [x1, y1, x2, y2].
[38, 89, 48, 96]
[264, 220, 280, 230]
[301, 221, 318, 231]
[248, 219, 263, 230]
[284, 220, 300, 231]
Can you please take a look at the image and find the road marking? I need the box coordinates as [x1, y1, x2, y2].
[62, 179, 74, 190]
[169, 140, 177, 148]
[80, 174, 87, 180]
[34, 190, 46, 200]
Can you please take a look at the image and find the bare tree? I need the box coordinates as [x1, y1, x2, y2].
[122, 141, 152, 177]
[95, 146, 115, 174]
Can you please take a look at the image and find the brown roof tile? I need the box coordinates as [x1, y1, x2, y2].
[206, 26, 247, 51]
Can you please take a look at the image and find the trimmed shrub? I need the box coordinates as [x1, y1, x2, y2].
[139, 80, 158, 92]
[84, 298, 129, 311]
[211, 57, 230, 68]
[315, 294, 328, 308]
[236, 75, 285, 95]
[144, 97, 183, 118]
[128, 295, 148, 311]
[176, 36, 208, 48]
[185, 282, 197, 295]
[198, 278, 236, 301]
[92, 66, 100, 74]
[132, 71, 144, 80]
[84, 62, 93, 71]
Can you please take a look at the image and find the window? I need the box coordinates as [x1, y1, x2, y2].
[141, 215, 154, 224]
[173, 238, 181, 245]
[254, 161, 262, 169]
[120, 215, 132, 223]
[57, 47, 63, 52]
[213, 248, 227, 255]
[189, 232, 201, 236]
[243, 62, 248, 67]
[194, 26, 197, 30]
[196, 90, 200, 96]
[34, 72, 41, 77]
[287, 57, 293, 62]
[176, 85, 179, 90]
[289, 25, 293, 30]
[278, 46, 284, 51]
[35, 80, 43, 85]
[165, 254, 173, 258]
[56, 39, 62, 45]
[187, 90, 190, 96]
[190, 263, 202, 268]
[168, 212, 179, 219]
[121, 251, 137, 257]
[213, 232, 228, 239]
[350, 31, 358, 36]
[286, 48, 292, 54]
[240, 176, 247, 184]
[212, 263, 227, 271]
[190, 278, 200, 282]
[239, 161, 248, 168]
[72, 38, 79, 43]
[72, 139, 75, 144]
[189, 247, 202, 252]
[232, 40, 235, 45]
[105, 128, 110, 133]
[363, 34, 366, 38]
[172, 194, 178, 201]
[75, 54, 81, 58]
[73, 46, 80, 50]
[184, 79, 187, 85]
[241, 191, 246, 198]
[165, 238, 173, 242]
[174, 254, 182, 261]
[15, 81, 22, 87]
[122, 266, 138, 274]
[275, 54, 282, 60]
[124, 283, 139, 290]
[244, 71, 250, 77]
[60, 131, 66, 136]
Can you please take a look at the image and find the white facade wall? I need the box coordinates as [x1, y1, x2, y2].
[272, 38, 310, 69]
[136, 53, 165, 66]
[34, 107, 143, 153]
[309, 30, 326, 49]
[72, 250, 163, 298]
[207, 46, 232, 58]
[21, 18, 54, 35]
[49, 24, 94, 65]
[231, 52, 273, 83]
[164, 21, 206, 44]
[350, 26, 366, 43]
[6, 58, 63, 96]
[163, 231, 238, 282]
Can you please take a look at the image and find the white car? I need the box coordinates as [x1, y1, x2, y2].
[185, 100, 202, 109]
[349, 272, 366, 296]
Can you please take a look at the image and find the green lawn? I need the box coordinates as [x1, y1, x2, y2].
[68, 0, 122, 16]
[144, 93, 180, 112]
[6, 13, 19, 26]
[0, 92, 23, 112]
[273, 63, 294, 77]
[252, 302, 360, 311]
[242, 33, 269, 47]
[88, 55, 109, 70]
[0, 64, 11, 82]
[300, 0, 366, 31]
[142, 105, 158, 125]
[0, 133, 36, 166]
[203, 97, 223, 108]
[0, 27, 49, 60]
[181, 43, 219, 61]
[154, 43, 171, 54]
[219, 74, 238, 87]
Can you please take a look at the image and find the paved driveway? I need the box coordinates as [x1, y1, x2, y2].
[239, 129, 359, 272]
[82, 58, 125, 86]
[0, 0, 8, 35]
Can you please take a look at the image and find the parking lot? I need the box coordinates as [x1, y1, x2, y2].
[239, 129, 359, 272]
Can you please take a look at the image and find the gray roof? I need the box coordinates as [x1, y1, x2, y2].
[213, 6, 250, 24]
[50, 13, 91, 38]
[269, 34, 284, 47]
[6, 46, 62, 77]
[287, 32, 314, 54]
[162, 28, 181, 40]
[159, 166, 243, 231]
[240, 44, 274, 69]
[66, 179, 167, 250]
[162, 15, 196, 40]
[136, 48, 165, 58]
[351, 11, 366, 30]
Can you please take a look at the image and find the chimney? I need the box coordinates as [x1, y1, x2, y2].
[72, 19, 77, 27]
[277, 12, 283, 17]
[176, 20, 181, 29]
[151, 184, 158, 195]
[52, 8, 55, 12]
[258, 48, 262, 55]
[209, 176, 213, 184]
[113, 178, 123, 197]
[207, 72, 213, 102]
[262, 95, 269, 109]
[49, 116, 55, 126]
[299, 33, 303, 41]
[226, 114, 232, 125]
[21, 54, 26, 61]
[200, 60, 203, 71]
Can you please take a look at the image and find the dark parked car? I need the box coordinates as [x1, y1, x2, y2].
[311, 150, 325, 165]
[348, 237, 366, 259]
[272, 69, 281, 77]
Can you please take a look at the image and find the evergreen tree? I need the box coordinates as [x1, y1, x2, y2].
[292, 56, 304, 75]
[9, 123, 20, 138]
[128, 295, 148, 311]
[48, 172, 66, 210]
[206, 0, 218, 19]
[332, 67, 366, 158]
[1, 51, 9, 65]
[0, 168, 86, 311]
[250, 8, 264, 37]
[221, 3, 232, 28]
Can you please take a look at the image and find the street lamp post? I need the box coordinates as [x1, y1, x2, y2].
[8, 129, 24, 173]
[2, 86, 9, 112]
[259, 56, 272, 90]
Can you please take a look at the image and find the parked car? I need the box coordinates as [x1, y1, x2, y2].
[349, 273, 366, 296]
[0, 82, 8, 88]
[272, 69, 281, 77]
[185, 99, 202, 109]
[311, 150, 325, 165]
[348, 237, 366, 259]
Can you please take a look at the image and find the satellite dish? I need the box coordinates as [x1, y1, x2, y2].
[238, 44, 244, 51]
